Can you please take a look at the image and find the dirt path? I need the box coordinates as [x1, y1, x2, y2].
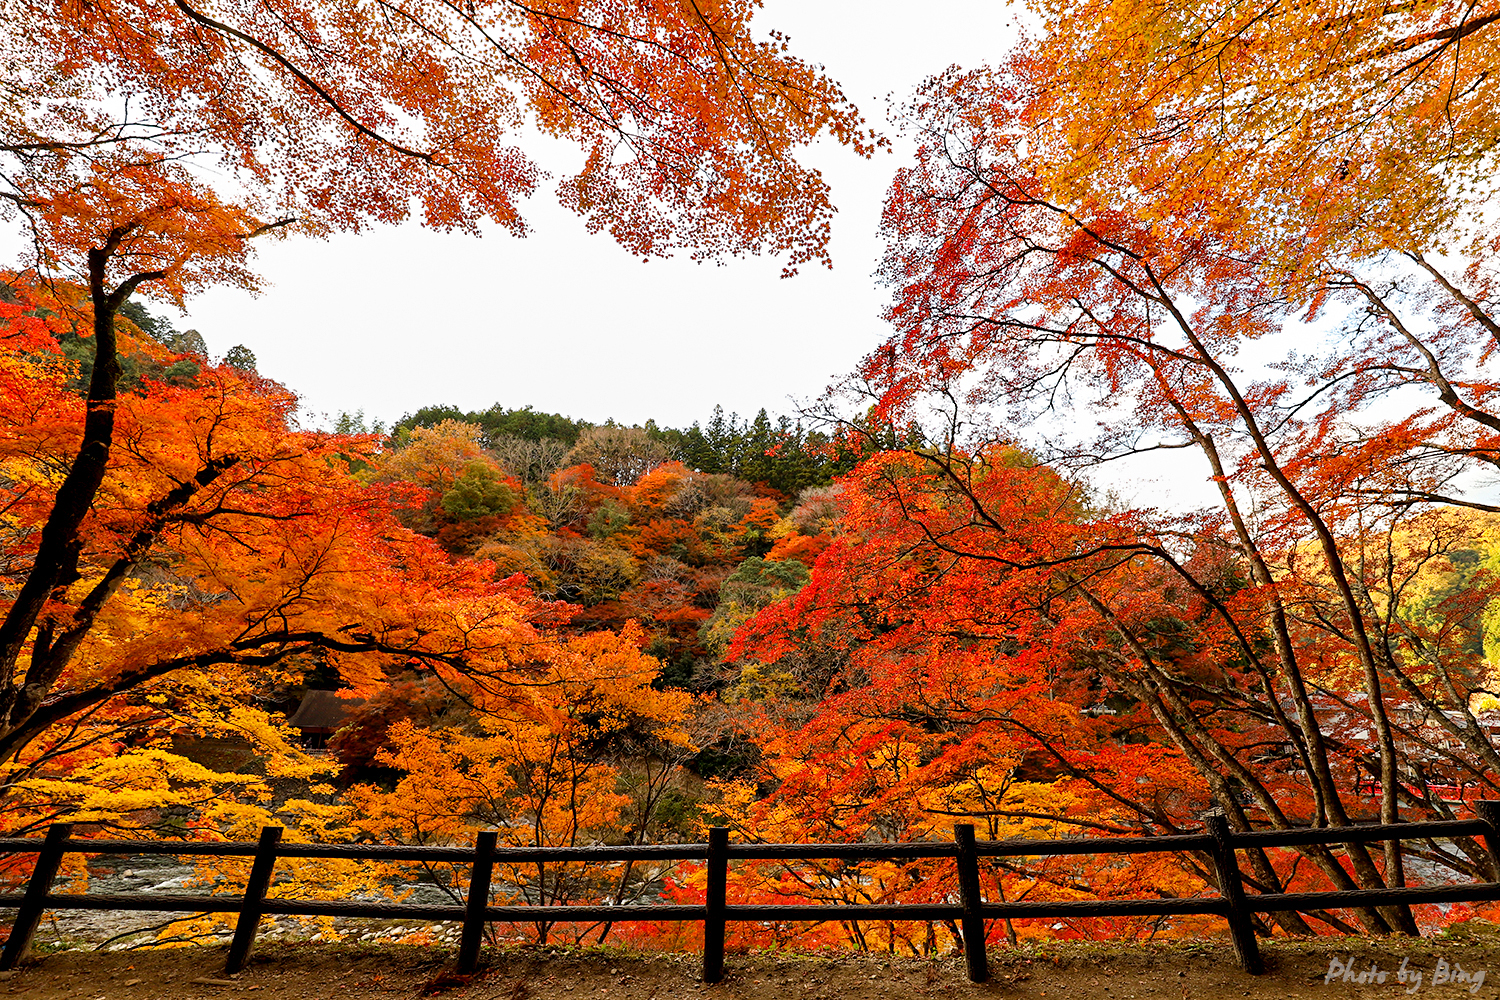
[2, 934, 1499, 999]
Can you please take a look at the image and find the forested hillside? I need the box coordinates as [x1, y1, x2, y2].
[330, 407, 870, 717]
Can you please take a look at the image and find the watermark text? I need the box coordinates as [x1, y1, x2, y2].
[1324, 956, 1487, 994]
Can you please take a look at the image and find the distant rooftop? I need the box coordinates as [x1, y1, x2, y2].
[286, 689, 365, 734]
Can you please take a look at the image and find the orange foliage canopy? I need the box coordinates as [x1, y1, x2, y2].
[0, 278, 583, 836]
[714, 446, 1500, 943]
[5, 0, 876, 276]
[858, 15, 1500, 923]
[0, 0, 874, 845]
[713, 451, 1221, 948]
[1015, 0, 1500, 275]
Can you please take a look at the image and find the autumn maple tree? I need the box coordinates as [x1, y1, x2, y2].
[5, 0, 875, 266]
[0, 278, 571, 832]
[0, 0, 870, 834]
[834, 0, 1500, 939]
[1018, 0, 1500, 280]
[345, 623, 697, 944]
[713, 449, 1238, 945]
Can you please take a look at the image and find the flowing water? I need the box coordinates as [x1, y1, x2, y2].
[4, 851, 468, 952]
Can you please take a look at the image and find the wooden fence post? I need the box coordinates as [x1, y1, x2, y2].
[953, 824, 989, 984]
[1205, 811, 1262, 975]
[0, 822, 74, 970]
[224, 826, 283, 975]
[1476, 801, 1500, 882]
[457, 830, 497, 974]
[702, 827, 728, 984]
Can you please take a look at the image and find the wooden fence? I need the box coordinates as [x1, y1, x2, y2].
[2, 803, 1499, 984]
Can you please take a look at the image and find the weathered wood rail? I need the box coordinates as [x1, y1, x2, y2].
[2, 802, 1499, 984]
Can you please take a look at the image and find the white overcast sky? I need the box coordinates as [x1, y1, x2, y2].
[171, 2, 1034, 432]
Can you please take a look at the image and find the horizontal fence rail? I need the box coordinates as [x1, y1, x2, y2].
[0, 801, 1497, 984]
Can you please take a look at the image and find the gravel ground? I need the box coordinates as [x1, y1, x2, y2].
[2, 931, 1500, 1000]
